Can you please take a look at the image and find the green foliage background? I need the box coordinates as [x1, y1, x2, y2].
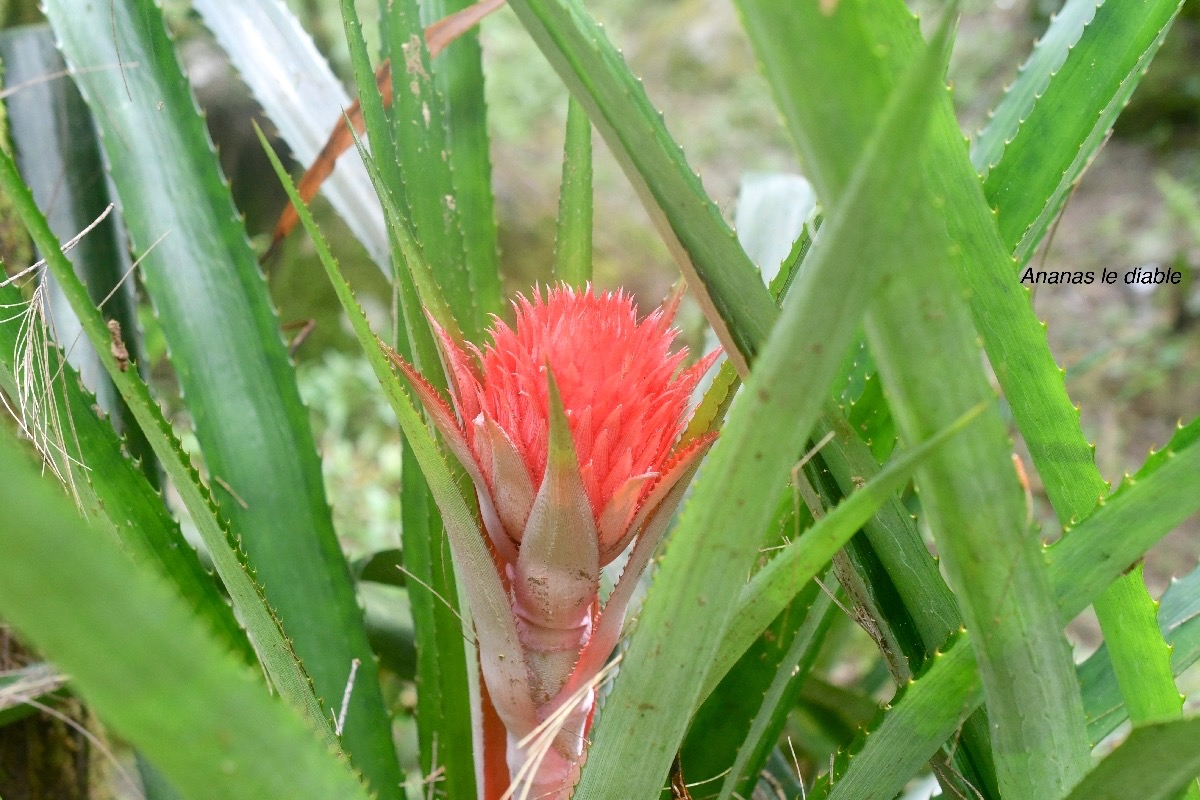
[0, 1, 1199, 799]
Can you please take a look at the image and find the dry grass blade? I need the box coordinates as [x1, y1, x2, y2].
[0, 663, 68, 712]
[20, 694, 145, 799]
[502, 656, 623, 800]
[0, 203, 115, 289]
[2, 275, 84, 504]
[0, 62, 140, 101]
[0, 205, 138, 510]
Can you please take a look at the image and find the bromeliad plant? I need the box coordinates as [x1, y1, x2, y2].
[1, 1, 1200, 800]
[388, 286, 717, 795]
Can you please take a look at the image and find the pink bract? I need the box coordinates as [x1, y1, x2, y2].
[475, 289, 711, 516]
[409, 285, 718, 568]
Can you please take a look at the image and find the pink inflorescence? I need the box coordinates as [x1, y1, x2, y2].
[407, 284, 719, 569]
[468, 287, 714, 534]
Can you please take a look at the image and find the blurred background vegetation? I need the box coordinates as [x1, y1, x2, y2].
[2, 0, 1199, 788]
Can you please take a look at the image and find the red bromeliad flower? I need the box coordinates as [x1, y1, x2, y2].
[391, 285, 718, 799]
